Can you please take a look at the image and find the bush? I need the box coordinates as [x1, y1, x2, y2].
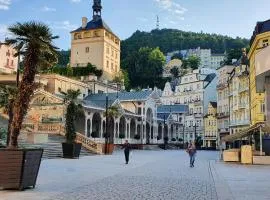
[171, 138, 176, 142]
[179, 138, 183, 142]
[134, 134, 140, 140]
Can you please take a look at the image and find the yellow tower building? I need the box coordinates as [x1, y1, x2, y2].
[248, 20, 270, 125]
[70, 0, 121, 81]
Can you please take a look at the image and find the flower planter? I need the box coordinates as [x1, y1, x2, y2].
[0, 148, 43, 191]
[62, 143, 82, 159]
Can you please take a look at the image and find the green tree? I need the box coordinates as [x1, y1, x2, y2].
[170, 66, 179, 78]
[224, 48, 242, 65]
[171, 52, 183, 60]
[121, 47, 165, 89]
[64, 89, 81, 143]
[188, 55, 201, 70]
[6, 22, 58, 148]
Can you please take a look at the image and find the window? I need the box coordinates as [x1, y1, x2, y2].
[111, 63, 114, 71]
[138, 107, 142, 115]
[6, 59, 9, 66]
[107, 61, 109, 68]
[11, 60, 14, 66]
[115, 53, 118, 59]
[98, 90, 104, 94]
[106, 47, 110, 54]
[85, 47, 89, 53]
[197, 84, 200, 89]
[261, 103, 266, 113]
[263, 39, 269, 47]
[88, 89, 92, 94]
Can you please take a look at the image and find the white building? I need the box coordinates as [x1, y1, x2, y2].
[0, 43, 18, 74]
[161, 69, 217, 143]
[216, 65, 234, 141]
[211, 54, 226, 70]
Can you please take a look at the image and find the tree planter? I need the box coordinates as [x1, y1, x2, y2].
[62, 143, 82, 158]
[0, 148, 43, 191]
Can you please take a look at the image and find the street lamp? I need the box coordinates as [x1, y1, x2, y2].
[105, 80, 109, 154]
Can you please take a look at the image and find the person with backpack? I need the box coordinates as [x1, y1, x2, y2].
[186, 141, 197, 168]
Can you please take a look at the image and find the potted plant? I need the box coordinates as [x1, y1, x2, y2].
[0, 22, 58, 190]
[171, 138, 176, 142]
[62, 89, 82, 158]
[164, 136, 169, 150]
[157, 136, 161, 141]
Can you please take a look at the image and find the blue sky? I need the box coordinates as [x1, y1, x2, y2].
[0, 0, 269, 50]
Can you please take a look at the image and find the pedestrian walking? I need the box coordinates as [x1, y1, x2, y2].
[122, 140, 131, 164]
[186, 141, 197, 168]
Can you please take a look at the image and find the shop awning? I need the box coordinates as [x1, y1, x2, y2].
[222, 123, 264, 142]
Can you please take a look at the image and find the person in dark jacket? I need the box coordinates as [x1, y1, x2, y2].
[122, 140, 131, 164]
[186, 141, 197, 167]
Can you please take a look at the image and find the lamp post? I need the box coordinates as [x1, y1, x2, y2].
[105, 81, 109, 154]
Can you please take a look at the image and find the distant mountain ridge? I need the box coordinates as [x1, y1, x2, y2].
[121, 29, 250, 59]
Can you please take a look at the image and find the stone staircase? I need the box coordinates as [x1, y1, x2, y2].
[18, 134, 95, 159]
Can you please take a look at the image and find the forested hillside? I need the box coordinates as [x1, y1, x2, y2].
[121, 29, 249, 59]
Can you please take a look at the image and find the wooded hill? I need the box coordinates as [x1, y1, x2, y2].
[121, 29, 250, 59]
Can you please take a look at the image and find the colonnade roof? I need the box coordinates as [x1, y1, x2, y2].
[84, 90, 154, 102]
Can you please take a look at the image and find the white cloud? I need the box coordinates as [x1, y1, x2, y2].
[42, 6, 56, 12]
[0, 0, 11, 10]
[0, 24, 12, 41]
[70, 0, 81, 3]
[51, 21, 77, 31]
[154, 0, 187, 19]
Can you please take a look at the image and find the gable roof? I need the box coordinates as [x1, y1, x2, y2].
[84, 90, 154, 103]
[71, 18, 116, 36]
[209, 102, 217, 108]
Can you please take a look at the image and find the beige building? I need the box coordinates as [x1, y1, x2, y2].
[228, 63, 250, 135]
[204, 102, 218, 148]
[217, 65, 234, 140]
[0, 43, 18, 74]
[40, 74, 119, 100]
[70, 0, 120, 81]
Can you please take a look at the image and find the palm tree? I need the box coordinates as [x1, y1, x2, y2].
[105, 105, 120, 144]
[6, 22, 58, 148]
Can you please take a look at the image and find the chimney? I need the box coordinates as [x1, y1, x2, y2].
[82, 17, 88, 29]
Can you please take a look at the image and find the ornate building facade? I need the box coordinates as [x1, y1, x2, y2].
[0, 43, 18, 74]
[204, 102, 218, 148]
[228, 63, 250, 135]
[70, 0, 121, 81]
[216, 65, 234, 141]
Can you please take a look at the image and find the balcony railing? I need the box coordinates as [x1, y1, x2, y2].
[217, 112, 229, 118]
[239, 86, 249, 93]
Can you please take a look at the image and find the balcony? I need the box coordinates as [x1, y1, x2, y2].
[239, 86, 249, 93]
[238, 103, 248, 109]
[217, 83, 227, 90]
[217, 112, 229, 119]
[218, 128, 229, 133]
[255, 45, 270, 93]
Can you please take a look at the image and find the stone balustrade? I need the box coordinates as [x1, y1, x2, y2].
[75, 132, 103, 154]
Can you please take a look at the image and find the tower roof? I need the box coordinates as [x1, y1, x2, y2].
[71, 0, 117, 37]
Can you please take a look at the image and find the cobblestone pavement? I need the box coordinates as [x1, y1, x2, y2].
[1, 150, 219, 200]
[47, 151, 218, 200]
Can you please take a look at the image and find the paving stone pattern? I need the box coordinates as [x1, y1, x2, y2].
[46, 151, 217, 200]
